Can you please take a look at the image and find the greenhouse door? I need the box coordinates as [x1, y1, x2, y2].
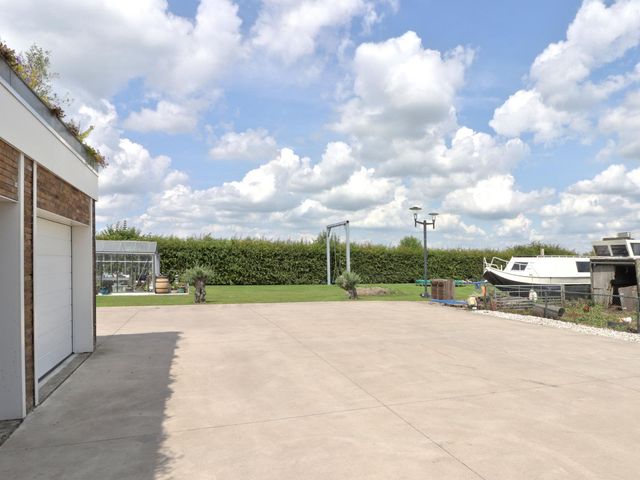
[35, 218, 73, 379]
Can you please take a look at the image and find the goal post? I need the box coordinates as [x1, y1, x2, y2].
[326, 220, 350, 285]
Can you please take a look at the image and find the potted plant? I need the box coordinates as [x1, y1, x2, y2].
[183, 265, 215, 304]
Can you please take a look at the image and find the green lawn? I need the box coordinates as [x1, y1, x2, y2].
[96, 284, 479, 307]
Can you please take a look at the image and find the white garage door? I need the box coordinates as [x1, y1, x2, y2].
[35, 218, 72, 379]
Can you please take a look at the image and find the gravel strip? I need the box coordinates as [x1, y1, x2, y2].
[473, 309, 640, 343]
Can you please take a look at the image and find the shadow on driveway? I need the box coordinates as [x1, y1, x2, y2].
[0, 331, 180, 480]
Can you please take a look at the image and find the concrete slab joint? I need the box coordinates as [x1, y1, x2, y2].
[3, 302, 640, 479]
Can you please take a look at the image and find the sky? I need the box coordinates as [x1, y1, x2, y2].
[1, 0, 640, 251]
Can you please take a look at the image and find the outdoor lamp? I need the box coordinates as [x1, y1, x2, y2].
[409, 206, 422, 223]
[409, 206, 437, 298]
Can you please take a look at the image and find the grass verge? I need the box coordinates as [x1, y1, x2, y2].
[96, 283, 479, 307]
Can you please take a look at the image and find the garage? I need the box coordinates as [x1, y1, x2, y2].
[34, 218, 73, 379]
[1, 50, 97, 420]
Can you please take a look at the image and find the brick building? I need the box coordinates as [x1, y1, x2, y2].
[0, 57, 99, 420]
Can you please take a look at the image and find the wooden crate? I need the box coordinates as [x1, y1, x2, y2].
[432, 279, 455, 300]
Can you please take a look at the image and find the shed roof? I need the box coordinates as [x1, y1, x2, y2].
[96, 240, 157, 254]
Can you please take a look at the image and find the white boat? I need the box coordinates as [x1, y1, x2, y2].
[483, 233, 640, 294]
[482, 255, 591, 294]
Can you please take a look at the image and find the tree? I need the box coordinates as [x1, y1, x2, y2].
[336, 271, 362, 299]
[183, 265, 215, 304]
[398, 236, 421, 250]
[97, 221, 144, 240]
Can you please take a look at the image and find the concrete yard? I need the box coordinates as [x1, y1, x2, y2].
[2, 302, 640, 479]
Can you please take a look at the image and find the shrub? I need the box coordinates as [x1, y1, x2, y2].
[336, 271, 362, 299]
[183, 265, 215, 304]
[144, 237, 574, 286]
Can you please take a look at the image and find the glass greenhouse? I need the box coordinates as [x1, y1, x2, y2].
[96, 240, 160, 294]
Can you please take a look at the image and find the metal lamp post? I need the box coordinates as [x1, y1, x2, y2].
[409, 207, 438, 298]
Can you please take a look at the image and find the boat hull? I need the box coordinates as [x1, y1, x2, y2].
[483, 268, 591, 297]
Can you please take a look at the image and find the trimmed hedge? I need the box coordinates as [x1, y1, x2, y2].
[143, 237, 575, 285]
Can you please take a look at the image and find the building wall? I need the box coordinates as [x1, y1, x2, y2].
[23, 157, 34, 412]
[0, 139, 19, 200]
[1, 67, 98, 420]
[37, 166, 91, 225]
[0, 140, 95, 419]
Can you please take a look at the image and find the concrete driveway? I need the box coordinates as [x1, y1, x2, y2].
[2, 302, 640, 479]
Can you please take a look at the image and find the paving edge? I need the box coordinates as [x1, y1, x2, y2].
[474, 310, 640, 343]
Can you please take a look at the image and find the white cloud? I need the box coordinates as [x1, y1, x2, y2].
[568, 163, 640, 196]
[537, 163, 640, 248]
[443, 175, 554, 219]
[0, 0, 243, 99]
[530, 0, 640, 108]
[123, 100, 204, 134]
[321, 167, 397, 210]
[540, 192, 608, 217]
[334, 31, 473, 140]
[426, 213, 485, 237]
[328, 30, 530, 187]
[129, 30, 519, 245]
[490, 0, 640, 143]
[599, 91, 640, 159]
[538, 191, 640, 248]
[490, 90, 585, 143]
[391, 127, 528, 181]
[75, 102, 189, 222]
[496, 213, 533, 238]
[289, 141, 359, 191]
[250, 0, 389, 62]
[78, 102, 187, 197]
[141, 145, 361, 228]
[95, 193, 140, 225]
[209, 128, 278, 161]
[99, 139, 175, 195]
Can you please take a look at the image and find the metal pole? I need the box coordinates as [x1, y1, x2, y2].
[345, 221, 351, 273]
[544, 289, 549, 318]
[325, 220, 350, 283]
[636, 293, 639, 334]
[326, 228, 331, 285]
[422, 221, 428, 298]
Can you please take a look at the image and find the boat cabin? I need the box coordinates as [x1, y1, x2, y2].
[590, 232, 640, 309]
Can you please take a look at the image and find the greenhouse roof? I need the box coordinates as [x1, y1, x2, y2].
[96, 240, 158, 254]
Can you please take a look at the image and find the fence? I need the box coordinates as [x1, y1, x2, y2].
[482, 284, 640, 333]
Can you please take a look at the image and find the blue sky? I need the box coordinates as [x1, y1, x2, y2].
[1, 0, 639, 251]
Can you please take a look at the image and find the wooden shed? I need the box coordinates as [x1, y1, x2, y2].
[590, 233, 640, 310]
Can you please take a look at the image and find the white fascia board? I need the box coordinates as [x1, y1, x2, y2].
[0, 80, 98, 200]
[36, 207, 90, 227]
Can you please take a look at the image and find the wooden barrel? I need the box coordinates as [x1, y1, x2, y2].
[155, 276, 170, 294]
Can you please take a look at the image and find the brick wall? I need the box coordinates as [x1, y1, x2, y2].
[37, 166, 91, 224]
[0, 138, 19, 200]
[23, 158, 34, 412]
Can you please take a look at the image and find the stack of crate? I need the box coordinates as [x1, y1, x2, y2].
[431, 279, 455, 300]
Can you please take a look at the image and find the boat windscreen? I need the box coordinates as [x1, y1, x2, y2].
[576, 261, 590, 273]
[511, 262, 527, 271]
[594, 245, 610, 256]
[611, 244, 630, 257]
